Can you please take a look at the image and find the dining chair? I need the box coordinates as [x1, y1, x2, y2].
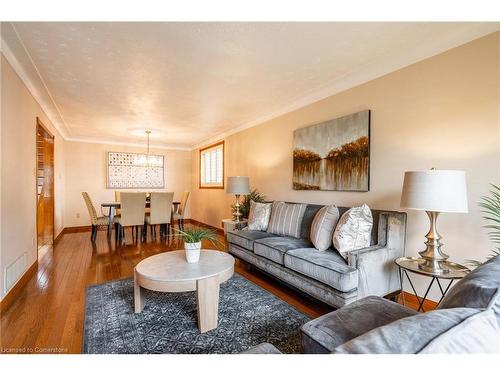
[82, 192, 110, 242]
[114, 192, 147, 244]
[114, 191, 122, 215]
[146, 192, 174, 238]
[173, 191, 190, 231]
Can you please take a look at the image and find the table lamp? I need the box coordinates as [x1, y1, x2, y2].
[227, 176, 250, 222]
[400, 169, 468, 274]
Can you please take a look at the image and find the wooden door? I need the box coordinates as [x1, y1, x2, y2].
[36, 118, 54, 251]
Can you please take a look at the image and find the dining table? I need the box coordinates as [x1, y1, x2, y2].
[101, 201, 181, 239]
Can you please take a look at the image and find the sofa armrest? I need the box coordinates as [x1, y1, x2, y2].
[347, 245, 385, 258]
[347, 212, 406, 298]
[301, 296, 417, 353]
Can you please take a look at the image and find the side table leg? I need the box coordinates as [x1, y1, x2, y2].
[403, 270, 435, 312]
[417, 277, 436, 312]
[134, 271, 145, 313]
[398, 267, 405, 306]
[436, 279, 455, 305]
[196, 277, 220, 333]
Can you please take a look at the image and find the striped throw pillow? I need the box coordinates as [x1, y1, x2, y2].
[267, 201, 307, 238]
[310, 205, 340, 251]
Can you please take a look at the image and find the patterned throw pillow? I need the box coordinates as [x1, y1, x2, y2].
[247, 201, 272, 231]
[333, 204, 373, 259]
[310, 205, 340, 251]
[267, 201, 307, 239]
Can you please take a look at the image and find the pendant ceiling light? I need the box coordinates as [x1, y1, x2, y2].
[136, 130, 159, 167]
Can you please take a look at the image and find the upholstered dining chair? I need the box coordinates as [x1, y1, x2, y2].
[82, 192, 110, 242]
[114, 192, 147, 244]
[173, 191, 190, 231]
[114, 191, 122, 216]
[146, 192, 174, 238]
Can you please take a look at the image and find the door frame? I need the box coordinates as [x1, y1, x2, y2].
[36, 117, 55, 252]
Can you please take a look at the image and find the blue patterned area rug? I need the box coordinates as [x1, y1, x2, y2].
[83, 274, 310, 354]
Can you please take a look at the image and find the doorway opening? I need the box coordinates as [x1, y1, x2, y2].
[36, 118, 54, 260]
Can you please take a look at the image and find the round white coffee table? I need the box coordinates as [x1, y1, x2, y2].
[134, 250, 235, 333]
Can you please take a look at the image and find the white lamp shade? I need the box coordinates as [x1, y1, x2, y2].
[226, 176, 250, 195]
[400, 170, 468, 213]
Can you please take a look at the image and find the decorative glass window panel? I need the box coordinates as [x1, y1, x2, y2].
[199, 141, 224, 188]
[107, 152, 164, 189]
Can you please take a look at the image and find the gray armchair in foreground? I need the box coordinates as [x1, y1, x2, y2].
[243, 256, 500, 354]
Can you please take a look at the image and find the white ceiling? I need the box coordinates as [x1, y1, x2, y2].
[2, 22, 499, 149]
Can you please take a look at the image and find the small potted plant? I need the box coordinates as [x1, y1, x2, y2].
[174, 227, 221, 263]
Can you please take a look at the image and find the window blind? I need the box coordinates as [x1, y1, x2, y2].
[200, 142, 224, 188]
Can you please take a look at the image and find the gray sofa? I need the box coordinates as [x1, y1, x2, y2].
[227, 203, 407, 308]
[245, 255, 500, 354]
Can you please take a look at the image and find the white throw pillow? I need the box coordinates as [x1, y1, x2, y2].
[247, 201, 272, 231]
[332, 204, 373, 259]
[310, 205, 340, 251]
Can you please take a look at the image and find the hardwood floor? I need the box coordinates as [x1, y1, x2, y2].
[0, 224, 432, 354]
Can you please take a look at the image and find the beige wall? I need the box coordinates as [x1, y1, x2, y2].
[1, 29, 499, 302]
[64, 141, 192, 227]
[1, 53, 66, 300]
[191, 32, 500, 299]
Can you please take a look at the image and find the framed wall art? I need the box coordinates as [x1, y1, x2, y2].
[107, 151, 164, 189]
[293, 110, 370, 191]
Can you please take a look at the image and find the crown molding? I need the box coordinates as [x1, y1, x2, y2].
[65, 136, 192, 151]
[191, 25, 500, 150]
[1, 23, 70, 139]
[1, 42, 69, 139]
[2, 28, 191, 151]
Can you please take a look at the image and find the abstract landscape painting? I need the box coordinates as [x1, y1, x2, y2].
[293, 110, 370, 191]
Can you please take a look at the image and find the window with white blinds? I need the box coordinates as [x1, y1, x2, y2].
[199, 141, 224, 188]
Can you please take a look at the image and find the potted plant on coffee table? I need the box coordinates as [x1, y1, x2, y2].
[174, 227, 221, 263]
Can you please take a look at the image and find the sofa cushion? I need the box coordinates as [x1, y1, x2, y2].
[310, 205, 340, 251]
[301, 296, 418, 353]
[226, 230, 275, 251]
[254, 237, 312, 265]
[284, 248, 358, 292]
[267, 201, 307, 239]
[333, 307, 499, 354]
[438, 256, 500, 324]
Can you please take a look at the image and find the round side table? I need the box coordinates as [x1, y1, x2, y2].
[395, 257, 470, 312]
